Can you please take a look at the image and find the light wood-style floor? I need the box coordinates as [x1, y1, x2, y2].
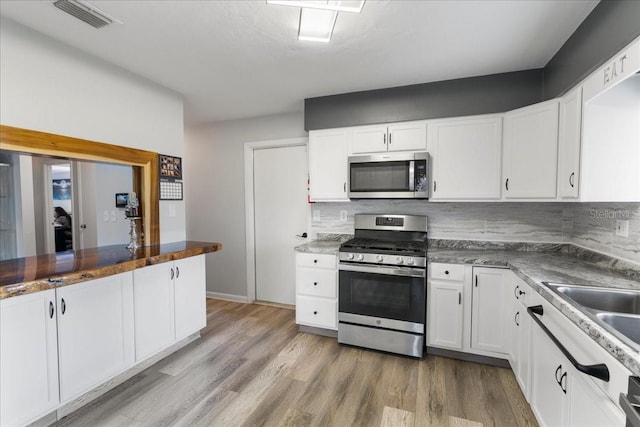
[55, 299, 538, 427]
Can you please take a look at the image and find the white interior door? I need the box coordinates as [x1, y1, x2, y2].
[73, 162, 98, 250]
[254, 145, 308, 305]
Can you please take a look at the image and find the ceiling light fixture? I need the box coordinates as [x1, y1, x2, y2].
[298, 7, 338, 42]
[268, 0, 365, 42]
[267, 0, 365, 14]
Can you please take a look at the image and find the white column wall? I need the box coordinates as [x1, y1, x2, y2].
[0, 17, 186, 243]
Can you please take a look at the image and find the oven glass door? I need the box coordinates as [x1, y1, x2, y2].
[339, 265, 425, 324]
[350, 161, 410, 192]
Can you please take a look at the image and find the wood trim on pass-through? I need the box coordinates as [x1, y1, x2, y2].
[0, 125, 160, 246]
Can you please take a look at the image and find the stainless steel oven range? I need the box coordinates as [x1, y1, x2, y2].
[338, 214, 427, 358]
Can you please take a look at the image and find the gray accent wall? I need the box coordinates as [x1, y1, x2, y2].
[305, 1, 640, 131]
[543, 0, 640, 99]
[304, 70, 543, 131]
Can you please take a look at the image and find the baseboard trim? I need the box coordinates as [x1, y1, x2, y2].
[427, 347, 511, 368]
[206, 291, 249, 303]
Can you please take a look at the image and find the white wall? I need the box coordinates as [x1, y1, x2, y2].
[94, 163, 133, 246]
[0, 17, 186, 243]
[185, 112, 307, 298]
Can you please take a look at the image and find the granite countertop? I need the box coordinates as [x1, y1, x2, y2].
[428, 245, 640, 376]
[295, 234, 352, 255]
[0, 241, 222, 300]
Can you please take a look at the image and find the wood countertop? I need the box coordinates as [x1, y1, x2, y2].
[0, 241, 222, 300]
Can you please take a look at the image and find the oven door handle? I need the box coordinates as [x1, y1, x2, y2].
[339, 263, 425, 278]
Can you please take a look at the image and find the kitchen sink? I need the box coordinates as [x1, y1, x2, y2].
[548, 284, 640, 315]
[596, 312, 640, 347]
[544, 283, 640, 350]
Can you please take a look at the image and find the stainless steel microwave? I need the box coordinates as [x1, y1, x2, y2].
[348, 152, 429, 199]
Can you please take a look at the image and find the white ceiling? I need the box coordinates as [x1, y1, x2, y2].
[0, 0, 599, 125]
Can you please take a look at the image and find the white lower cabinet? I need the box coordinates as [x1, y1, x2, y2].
[133, 262, 176, 361]
[0, 255, 207, 425]
[174, 255, 207, 341]
[0, 289, 59, 426]
[295, 252, 338, 330]
[428, 263, 465, 350]
[57, 273, 135, 402]
[529, 292, 627, 427]
[470, 267, 511, 354]
[508, 275, 532, 400]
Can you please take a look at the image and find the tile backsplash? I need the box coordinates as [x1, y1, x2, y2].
[310, 201, 640, 264]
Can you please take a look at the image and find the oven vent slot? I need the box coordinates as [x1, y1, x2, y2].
[53, 0, 120, 28]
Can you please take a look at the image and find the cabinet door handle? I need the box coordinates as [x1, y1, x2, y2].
[555, 364, 563, 383]
[389, 133, 392, 145]
[528, 305, 610, 382]
[313, 282, 318, 286]
[313, 259, 318, 264]
[383, 133, 386, 145]
[171, 267, 175, 280]
[458, 292, 461, 305]
[475, 275, 478, 287]
[559, 372, 568, 394]
[343, 182, 346, 193]
[61, 298, 66, 315]
[515, 311, 520, 326]
[176, 266, 180, 279]
[514, 285, 520, 299]
[49, 301, 55, 319]
[313, 311, 318, 315]
[518, 289, 526, 297]
[433, 180, 437, 193]
[569, 172, 575, 188]
[505, 178, 509, 191]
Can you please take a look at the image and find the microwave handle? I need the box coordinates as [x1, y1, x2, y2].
[409, 160, 415, 191]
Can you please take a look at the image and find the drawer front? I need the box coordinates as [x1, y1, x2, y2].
[296, 296, 337, 329]
[430, 263, 465, 281]
[297, 268, 337, 298]
[296, 253, 336, 269]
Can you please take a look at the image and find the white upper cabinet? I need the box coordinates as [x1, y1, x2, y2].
[580, 37, 640, 202]
[308, 128, 349, 202]
[558, 86, 583, 199]
[350, 121, 426, 154]
[428, 115, 502, 200]
[502, 99, 560, 199]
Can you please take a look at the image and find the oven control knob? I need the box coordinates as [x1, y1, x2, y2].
[376, 255, 384, 262]
[356, 254, 364, 261]
[347, 253, 354, 260]
[406, 258, 415, 265]
[396, 257, 404, 264]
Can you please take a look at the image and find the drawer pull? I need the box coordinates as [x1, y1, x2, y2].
[313, 311, 318, 315]
[49, 301, 55, 319]
[313, 259, 318, 264]
[313, 282, 318, 286]
[528, 305, 610, 382]
[444, 270, 449, 275]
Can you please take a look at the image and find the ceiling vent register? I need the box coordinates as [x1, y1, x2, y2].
[53, 0, 118, 28]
